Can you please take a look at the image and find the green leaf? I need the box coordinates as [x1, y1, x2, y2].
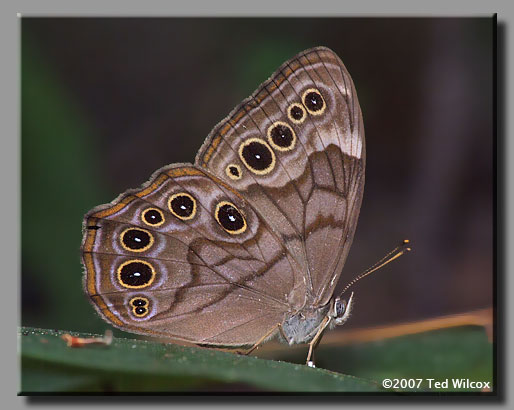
[19, 327, 382, 393]
[261, 326, 493, 393]
[20, 324, 493, 393]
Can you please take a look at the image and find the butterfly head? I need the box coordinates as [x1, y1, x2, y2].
[332, 291, 354, 325]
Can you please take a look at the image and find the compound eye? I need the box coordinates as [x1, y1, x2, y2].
[335, 299, 346, 318]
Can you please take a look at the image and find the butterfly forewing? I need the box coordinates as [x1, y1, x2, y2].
[196, 47, 365, 307]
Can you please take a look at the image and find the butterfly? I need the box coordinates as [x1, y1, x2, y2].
[82, 47, 371, 366]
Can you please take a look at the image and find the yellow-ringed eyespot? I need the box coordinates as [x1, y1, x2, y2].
[215, 201, 247, 235]
[267, 121, 296, 151]
[129, 296, 150, 317]
[120, 227, 154, 252]
[302, 88, 326, 115]
[238, 138, 276, 175]
[287, 103, 306, 124]
[225, 163, 242, 180]
[168, 192, 197, 220]
[117, 259, 156, 289]
[141, 207, 165, 227]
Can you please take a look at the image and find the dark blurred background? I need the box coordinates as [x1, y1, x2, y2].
[21, 18, 493, 340]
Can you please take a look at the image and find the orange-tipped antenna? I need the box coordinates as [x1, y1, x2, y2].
[339, 239, 411, 296]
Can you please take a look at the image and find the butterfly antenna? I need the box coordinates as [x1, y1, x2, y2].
[339, 240, 411, 296]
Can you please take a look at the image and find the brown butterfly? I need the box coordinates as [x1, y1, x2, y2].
[82, 47, 375, 366]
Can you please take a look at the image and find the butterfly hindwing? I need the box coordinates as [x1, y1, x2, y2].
[82, 164, 303, 345]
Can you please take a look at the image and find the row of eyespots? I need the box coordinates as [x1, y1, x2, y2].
[129, 296, 150, 318]
[117, 202, 246, 284]
[227, 88, 326, 177]
[120, 194, 247, 253]
[121, 194, 198, 251]
[166, 192, 248, 234]
[168, 193, 247, 234]
[140, 194, 198, 226]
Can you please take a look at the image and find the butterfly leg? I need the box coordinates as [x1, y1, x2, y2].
[306, 316, 332, 367]
[237, 323, 282, 356]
